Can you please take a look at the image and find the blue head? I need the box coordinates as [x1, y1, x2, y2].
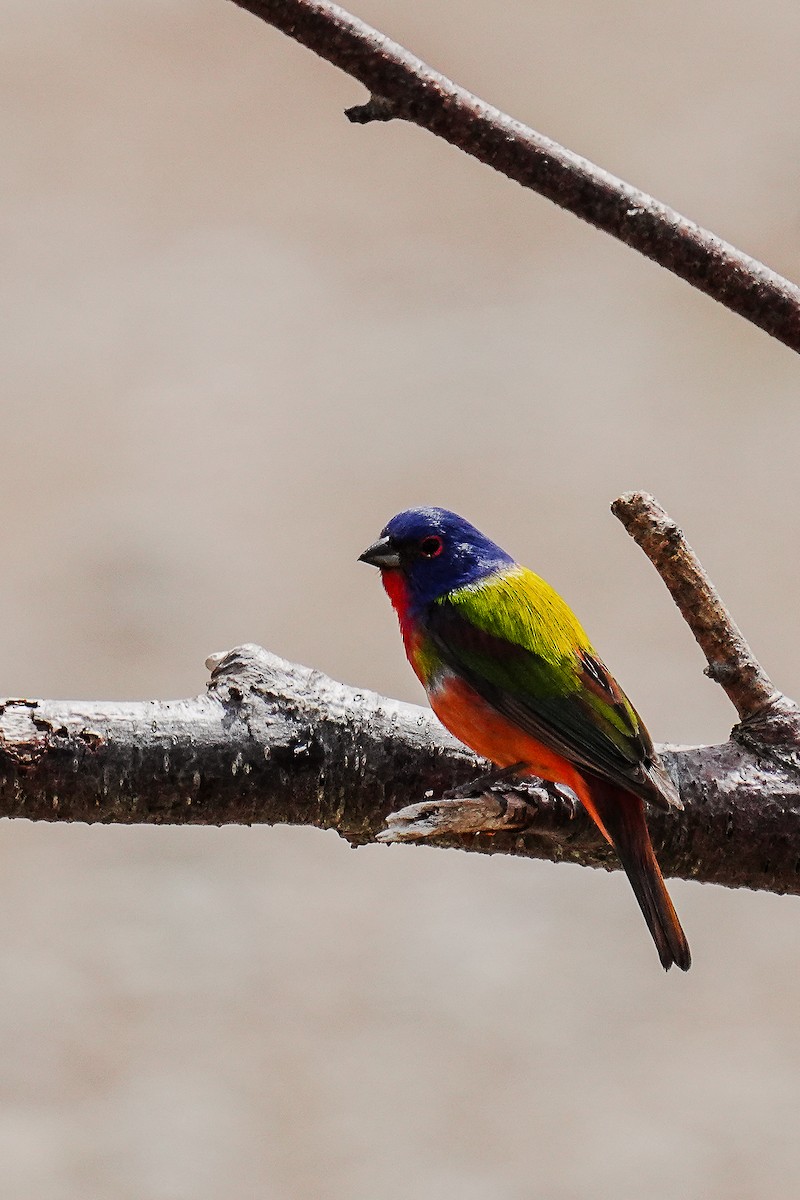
[359, 507, 514, 608]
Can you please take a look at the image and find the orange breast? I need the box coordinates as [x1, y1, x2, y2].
[428, 673, 580, 788]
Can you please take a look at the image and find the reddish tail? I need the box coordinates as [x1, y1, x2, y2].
[580, 779, 691, 972]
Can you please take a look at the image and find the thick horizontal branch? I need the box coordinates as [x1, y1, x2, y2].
[1, 644, 800, 896]
[229, 0, 800, 353]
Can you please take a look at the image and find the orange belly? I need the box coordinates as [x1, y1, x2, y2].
[428, 673, 583, 791]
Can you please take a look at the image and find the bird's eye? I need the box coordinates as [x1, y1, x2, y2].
[419, 535, 443, 558]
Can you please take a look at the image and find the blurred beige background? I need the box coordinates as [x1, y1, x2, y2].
[2, 1, 800, 1196]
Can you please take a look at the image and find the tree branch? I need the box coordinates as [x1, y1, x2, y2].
[0, 643, 798, 894]
[1, 494, 799, 896]
[611, 491, 784, 724]
[227, 0, 800, 354]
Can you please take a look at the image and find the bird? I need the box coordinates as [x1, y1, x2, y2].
[359, 506, 690, 971]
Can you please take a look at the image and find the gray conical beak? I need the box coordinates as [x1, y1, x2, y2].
[358, 536, 401, 568]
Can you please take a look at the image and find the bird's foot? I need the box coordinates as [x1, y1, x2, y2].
[538, 780, 579, 825]
[377, 776, 579, 844]
[442, 761, 527, 801]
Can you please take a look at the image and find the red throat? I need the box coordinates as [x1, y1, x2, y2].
[380, 569, 418, 659]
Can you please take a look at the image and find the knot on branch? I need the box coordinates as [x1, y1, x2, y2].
[345, 93, 402, 124]
[733, 693, 800, 764]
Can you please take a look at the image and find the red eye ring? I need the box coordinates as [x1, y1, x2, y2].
[419, 535, 443, 558]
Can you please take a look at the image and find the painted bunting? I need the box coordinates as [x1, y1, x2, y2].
[359, 507, 690, 971]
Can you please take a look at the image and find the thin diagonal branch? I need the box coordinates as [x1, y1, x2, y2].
[611, 491, 783, 723]
[228, 0, 800, 353]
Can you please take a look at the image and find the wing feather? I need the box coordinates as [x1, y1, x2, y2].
[426, 572, 679, 810]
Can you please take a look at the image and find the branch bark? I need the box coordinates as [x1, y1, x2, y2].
[1, 493, 799, 896]
[611, 492, 783, 724]
[227, 0, 800, 354]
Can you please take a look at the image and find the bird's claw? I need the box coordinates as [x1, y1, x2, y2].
[539, 780, 579, 823]
[442, 762, 527, 801]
